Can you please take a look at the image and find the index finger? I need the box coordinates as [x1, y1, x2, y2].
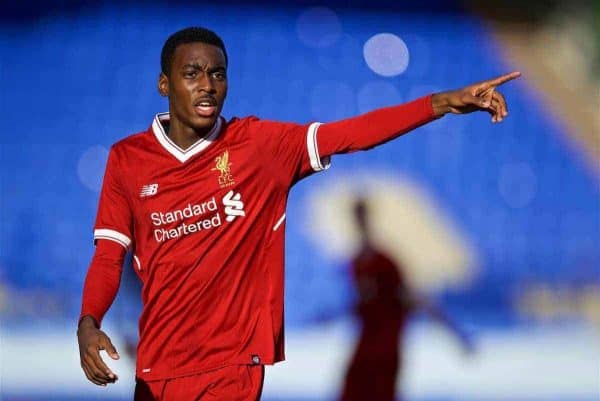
[484, 71, 521, 88]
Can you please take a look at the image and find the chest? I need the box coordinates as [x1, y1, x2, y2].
[125, 140, 268, 220]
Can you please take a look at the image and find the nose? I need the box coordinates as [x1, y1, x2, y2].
[198, 72, 216, 93]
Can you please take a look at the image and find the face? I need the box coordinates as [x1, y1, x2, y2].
[159, 42, 228, 135]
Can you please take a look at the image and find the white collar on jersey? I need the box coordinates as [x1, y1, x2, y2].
[152, 112, 223, 163]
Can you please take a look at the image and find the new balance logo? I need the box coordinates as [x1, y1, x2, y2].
[222, 190, 245, 222]
[140, 184, 158, 198]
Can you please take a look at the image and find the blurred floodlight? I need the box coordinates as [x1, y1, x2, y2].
[77, 145, 109, 192]
[296, 7, 342, 48]
[363, 33, 410, 77]
[498, 162, 538, 208]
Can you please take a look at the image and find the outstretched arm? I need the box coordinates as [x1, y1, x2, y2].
[408, 294, 475, 354]
[316, 72, 521, 157]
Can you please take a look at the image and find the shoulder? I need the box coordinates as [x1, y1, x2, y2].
[112, 130, 151, 150]
[222, 116, 272, 144]
[110, 129, 153, 157]
[225, 115, 259, 131]
[225, 115, 294, 133]
[101, 130, 154, 173]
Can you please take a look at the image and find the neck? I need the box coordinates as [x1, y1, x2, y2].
[165, 117, 215, 150]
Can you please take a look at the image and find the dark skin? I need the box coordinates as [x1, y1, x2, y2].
[431, 71, 521, 122]
[78, 316, 119, 385]
[158, 42, 228, 149]
[77, 40, 519, 386]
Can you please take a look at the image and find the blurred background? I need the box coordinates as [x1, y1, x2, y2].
[1, 0, 599, 400]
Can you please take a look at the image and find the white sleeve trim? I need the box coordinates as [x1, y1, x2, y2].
[272, 213, 286, 231]
[306, 122, 331, 172]
[94, 228, 131, 249]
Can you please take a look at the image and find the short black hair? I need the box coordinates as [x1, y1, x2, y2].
[161, 27, 228, 76]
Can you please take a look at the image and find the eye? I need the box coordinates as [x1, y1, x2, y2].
[184, 71, 197, 79]
[212, 71, 226, 81]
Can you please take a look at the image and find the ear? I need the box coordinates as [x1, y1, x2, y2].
[158, 72, 169, 97]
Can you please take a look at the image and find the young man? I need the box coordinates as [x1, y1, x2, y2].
[77, 27, 520, 400]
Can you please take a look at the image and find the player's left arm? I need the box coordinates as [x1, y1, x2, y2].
[316, 71, 521, 157]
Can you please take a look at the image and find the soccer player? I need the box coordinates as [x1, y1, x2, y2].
[340, 199, 473, 401]
[77, 27, 520, 400]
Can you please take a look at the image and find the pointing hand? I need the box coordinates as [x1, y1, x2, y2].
[431, 71, 522, 123]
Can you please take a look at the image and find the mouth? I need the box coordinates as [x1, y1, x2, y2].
[194, 98, 218, 118]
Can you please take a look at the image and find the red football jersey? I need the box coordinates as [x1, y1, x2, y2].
[88, 95, 435, 381]
[94, 113, 330, 381]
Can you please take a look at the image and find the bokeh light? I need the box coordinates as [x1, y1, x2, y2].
[363, 33, 410, 77]
[77, 145, 109, 192]
[296, 7, 342, 48]
[498, 161, 538, 208]
[356, 80, 402, 114]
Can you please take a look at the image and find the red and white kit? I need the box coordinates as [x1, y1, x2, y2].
[80, 95, 435, 382]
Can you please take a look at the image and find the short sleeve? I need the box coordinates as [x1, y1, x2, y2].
[250, 119, 331, 185]
[93, 147, 133, 249]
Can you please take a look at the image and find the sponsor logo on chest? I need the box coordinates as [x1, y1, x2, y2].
[141, 149, 249, 243]
[149, 190, 246, 243]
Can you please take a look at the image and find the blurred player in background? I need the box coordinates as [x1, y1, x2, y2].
[76, 26, 519, 400]
[340, 198, 473, 401]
